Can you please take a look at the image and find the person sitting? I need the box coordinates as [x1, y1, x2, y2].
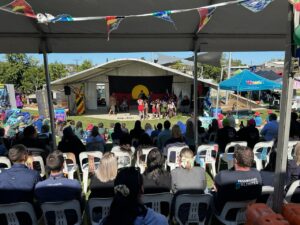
[111, 123, 124, 145]
[89, 152, 118, 198]
[254, 112, 263, 127]
[287, 144, 300, 189]
[34, 150, 82, 225]
[184, 121, 195, 151]
[216, 119, 237, 153]
[37, 124, 52, 146]
[151, 123, 162, 145]
[157, 121, 172, 151]
[0, 144, 41, 204]
[121, 123, 129, 134]
[260, 113, 279, 141]
[164, 124, 186, 147]
[86, 126, 105, 152]
[290, 112, 300, 139]
[180, 95, 190, 114]
[0, 127, 11, 151]
[112, 133, 135, 168]
[143, 148, 171, 194]
[237, 119, 259, 149]
[57, 126, 86, 163]
[130, 120, 145, 147]
[213, 146, 262, 214]
[226, 111, 236, 128]
[100, 167, 168, 225]
[198, 120, 207, 145]
[171, 148, 206, 194]
[98, 122, 105, 136]
[74, 121, 84, 140]
[144, 123, 153, 137]
[33, 116, 44, 133]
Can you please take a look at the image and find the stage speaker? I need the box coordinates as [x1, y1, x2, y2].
[64, 86, 71, 95]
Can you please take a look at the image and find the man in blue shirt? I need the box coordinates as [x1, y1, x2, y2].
[0, 144, 41, 204]
[35, 150, 82, 203]
[157, 120, 171, 151]
[260, 113, 279, 141]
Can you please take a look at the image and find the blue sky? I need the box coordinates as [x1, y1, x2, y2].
[3, 51, 285, 66]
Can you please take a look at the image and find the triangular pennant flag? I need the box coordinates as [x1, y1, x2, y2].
[197, 7, 216, 33]
[106, 16, 124, 41]
[240, 0, 273, 13]
[153, 10, 176, 28]
[3, 0, 35, 18]
[50, 14, 74, 23]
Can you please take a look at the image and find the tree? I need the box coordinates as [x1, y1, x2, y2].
[201, 64, 222, 82]
[22, 62, 45, 94]
[49, 62, 68, 81]
[77, 60, 93, 72]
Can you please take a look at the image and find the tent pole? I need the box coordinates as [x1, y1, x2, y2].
[272, 3, 294, 213]
[225, 52, 232, 105]
[193, 49, 199, 148]
[215, 67, 224, 118]
[43, 51, 57, 150]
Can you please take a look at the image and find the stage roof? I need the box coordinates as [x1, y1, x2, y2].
[51, 58, 218, 89]
[0, 0, 288, 53]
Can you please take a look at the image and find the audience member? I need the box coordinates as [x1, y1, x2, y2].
[143, 148, 171, 194]
[100, 167, 168, 225]
[98, 122, 105, 135]
[216, 119, 237, 152]
[157, 120, 172, 150]
[121, 123, 129, 134]
[290, 112, 300, 139]
[171, 148, 206, 194]
[207, 119, 219, 135]
[145, 123, 153, 137]
[237, 119, 259, 149]
[112, 133, 135, 156]
[260, 151, 276, 186]
[261, 113, 279, 141]
[130, 120, 145, 146]
[184, 121, 195, 151]
[90, 152, 118, 198]
[150, 123, 162, 144]
[33, 116, 44, 133]
[74, 121, 84, 139]
[213, 146, 262, 214]
[86, 126, 105, 152]
[37, 124, 52, 146]
[226, 111, 236, 128]
[164, 124, 186, 147]
[198, 120, 206, 145]
[111, 122, 124, 145]
[58, 126, 86, 163]
[0, 144, 41, 204]
[287, 144, 300, 187]
[254, 112, 263, 127]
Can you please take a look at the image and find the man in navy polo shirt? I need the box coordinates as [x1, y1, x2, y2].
[34, 150, 82, 203]
[0, 144, 41, 204]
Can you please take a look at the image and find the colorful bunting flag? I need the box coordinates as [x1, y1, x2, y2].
[197, 7, 216, 33]
[153, 10, 176, 28]
[3, 0, 35, 18]
[240, 0, 273, 13]
[50, 14, 74, 23]
[106, 16, 124, 41]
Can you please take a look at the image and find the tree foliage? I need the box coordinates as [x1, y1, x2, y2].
[76, 59, 93, 72]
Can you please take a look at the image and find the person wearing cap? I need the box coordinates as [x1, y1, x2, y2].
[254, 112, 263, 127]
[0, 144, 41, 204]
[216, 118, 237, 153]
[260, 113, 279, 141]
[237, 119, 260, 149]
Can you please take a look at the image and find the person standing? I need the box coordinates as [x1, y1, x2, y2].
[137, 99, 144, 120]
[109, 93, 117, 115]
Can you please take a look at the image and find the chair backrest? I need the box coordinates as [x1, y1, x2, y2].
[79, 151, 103, 172]
[142, 192, 173, 216]
[136, 147, 155, 170]
[0, 156, 11, 168]
[288, 141, 299, 160]
[0, 202, 38, 225]
[224, 141, 247, 154]
[259, 186, 274, 206]
[41, 200, 82, 225]
[166, 144, 188, 170]
[197, 144, 218, 165]
[63, 152, 77, 165]
[27, 147, 46, 157]
[174, 194, 212, 225]
[88, 198, 113, 225]
[285, 180, 300, 203]
[30, 155, 46, 177]
[113, 150, 132, 169]
[253, 140, 274, 155]
[218, 200, 254, 224]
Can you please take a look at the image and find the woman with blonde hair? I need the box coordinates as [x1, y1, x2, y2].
[89, 152, 118, 198]
[171, 148, 206, 193]
[164, 124, 186, 147]
[287, 143, 300, 186]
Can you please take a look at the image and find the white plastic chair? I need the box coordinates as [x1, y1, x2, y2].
[166, 145, 188, 171]
[285, 180, 300, 203]
[32, 155, 46, 177]
[142, 192, 173, 217]
[88, 198, 113, 225]
[208, 132, 217, 144]
[197, 144, 218, 177]
[260, 186, 274, 207]
[41, 200, 82, 225]
[253, 140, 274, 171]
[136, 147, 155, 173]
[288, 141, 299, 160]
[217, 141, 247, 172]
[0, 202, 38, 225]
[112, 150, 132, 169]
[0, 156, 11, 168]
[174, 194, 212, 225]
[63, 152, 81, 181]
[214, 200, 254, 225]
[79, 151, 103, 194]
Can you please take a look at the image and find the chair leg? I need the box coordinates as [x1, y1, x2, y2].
[211, 162, 216, 178]
[83, 170, 88, 194]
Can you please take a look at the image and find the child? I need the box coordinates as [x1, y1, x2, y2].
[137, 98, 144, 120]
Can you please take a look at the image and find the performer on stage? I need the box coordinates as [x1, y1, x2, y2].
[144, 100, 149, 119]
[137, 98, 144, 120]
[109, 93, 116, 115]
[151, 100, 157, 118]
